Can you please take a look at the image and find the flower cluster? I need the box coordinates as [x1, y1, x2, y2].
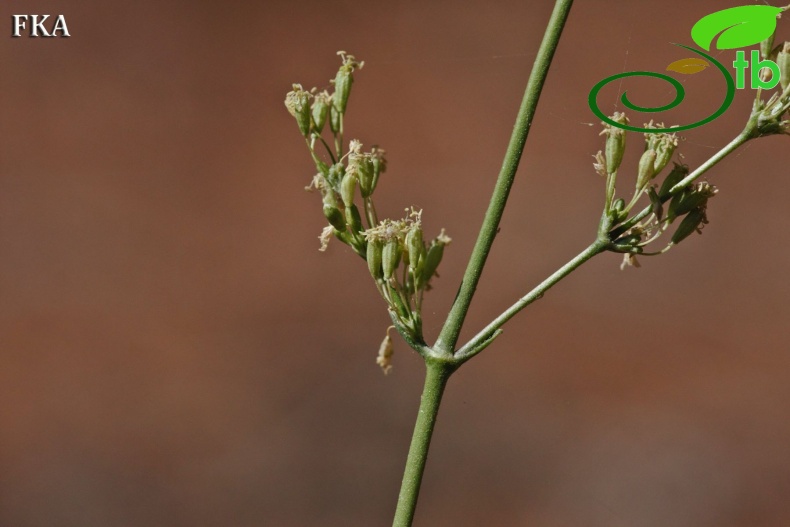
[755, 37, 790, 136]
[594, 116, 717, 269]
[286, 53, 451, 371]
[363, 209, 451, 338]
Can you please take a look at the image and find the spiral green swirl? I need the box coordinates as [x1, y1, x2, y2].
[588, 44, 735, 133]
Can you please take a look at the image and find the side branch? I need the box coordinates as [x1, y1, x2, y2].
[455, 239, 606, 361]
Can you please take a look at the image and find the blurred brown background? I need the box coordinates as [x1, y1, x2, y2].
[1, 0, 789, 525]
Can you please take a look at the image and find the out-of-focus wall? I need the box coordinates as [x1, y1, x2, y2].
[1, 1, 789, 525]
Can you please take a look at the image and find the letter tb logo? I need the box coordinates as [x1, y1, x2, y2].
[589, 5, 786, 133]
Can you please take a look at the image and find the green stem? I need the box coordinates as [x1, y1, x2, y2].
[455, 239, 607, 361]
[668, 127, 754, 193]
[434, 0, 575, 354]
[392, 362, 453, 527]
[364, 196, 379, 228]
[613, 124, 755, 238]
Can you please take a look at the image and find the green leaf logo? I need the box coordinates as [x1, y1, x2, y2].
[691, 5, 783, 51]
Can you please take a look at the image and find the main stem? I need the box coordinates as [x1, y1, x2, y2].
[435, 0, 575, 354]
[392, 362, 452, 527]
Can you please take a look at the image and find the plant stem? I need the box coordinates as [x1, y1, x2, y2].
[456, 239, 607, 361]
[392, 361, 453, 527]
[435, 0, 575, 354]
[612, 125, 755, 237]
[667, 128, 754, 194]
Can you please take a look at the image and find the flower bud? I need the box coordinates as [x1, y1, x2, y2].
[345, 204, 363, 234]
[613, 233, 642, 250]
[367, 239, 384, 280]
[340, 172, 357, 207]
[608, 198, 626, 224]
[349, 144, 375, 197]
[333, 72, 352, 115]
[658, 163, 689, 197]
[323, 204, 346, 231]
[420, 230, 451, 287]
[284, 84, 311, 138]
[327, 163, 344, 190]
[311, 90, 331, 133]
[671, 208, 706, 244]
[332, 52, 363, 115]
[405, 225, 424, 272]
[382, 239, 402, 280]
[329, 102, 341, 134]
[668, 182, 717, 220]
[603, 113, 628, 174]
[370, 147, 387, 195]
[653, 138, 677, 175]
[778, 42, 790, 91]
[636, 149, 657, 191]
[421, 243, 443, 285]
[761, 33, 776, 60]
[643, 123, 678, 175]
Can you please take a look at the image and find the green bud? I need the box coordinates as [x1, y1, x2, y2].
[421, 243, 444, 285]
[367, 239, 384, 280]
[329, 103, 341, 134]
[643, 124, 678, 176]
[284, 84, 312, 138]
[761, 33, 776, 60]
[653, 140, 676, 175]
[323, 204, 346, 231]
[608, 198, 627, 224]
[658, 163, 689, 197]
[332, 52, 363, 114]
[668, 182, 717, 220]
[333, 70, 352, 115]
[636, 149, 657, 191]
[349, 144, 375, 197]
[370, 147, 387, 195]
[604, 113, 628, 174]
[671, 208, 706, 245]
[345, 204, 363, 234]
[311, 91, 331, 133]
[340, 172, 357, 207]
[613, 234, 641, 248]
[778, 42, 790, 91]
[327, 163, 344, 191]
[405, 226, 424, 271]
[420, 230, 451, 286]
[382, 239, 402, 280]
